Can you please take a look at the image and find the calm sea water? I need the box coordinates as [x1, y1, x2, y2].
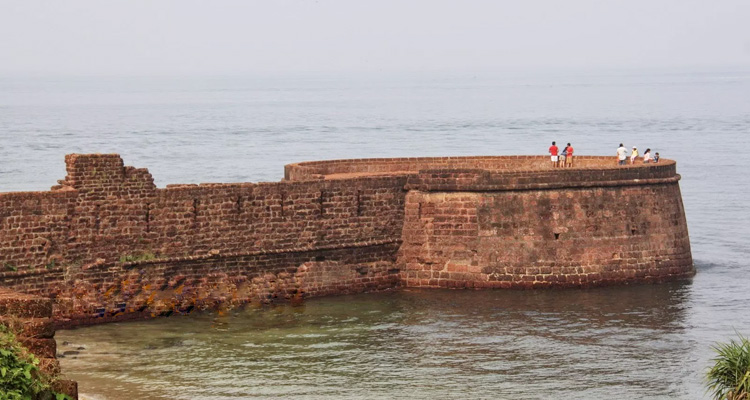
[2, 69, 750, 399]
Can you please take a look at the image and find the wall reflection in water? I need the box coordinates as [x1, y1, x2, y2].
[56, 281, 702, 400]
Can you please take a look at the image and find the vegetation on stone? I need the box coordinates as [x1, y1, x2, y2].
[0, 325, 71, 400]
[118, 252, 156, 263]
[707, 334, 750, 400]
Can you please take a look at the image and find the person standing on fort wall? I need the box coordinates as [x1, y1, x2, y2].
[549, 141, 559, 168]
[617, 143, 628, 165]
[564, 143, 573, 167]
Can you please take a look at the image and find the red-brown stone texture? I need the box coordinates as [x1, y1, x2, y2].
[2, 154, 406, 327]
[288, 156, 694, 290]
[0, 154, 693, 326]
[399, 172, 691, 289]
[0, 154, 693, 398]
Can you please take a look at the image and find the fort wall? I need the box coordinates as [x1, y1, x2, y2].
[0, 154, 695, 392]
[2, 154, 407, 326]
[0, 154, 693, 328]
[398, 169, 691, 288]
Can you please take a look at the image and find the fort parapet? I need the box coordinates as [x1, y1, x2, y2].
[287, 156, 693, 289]
[0, 154, 693, 326]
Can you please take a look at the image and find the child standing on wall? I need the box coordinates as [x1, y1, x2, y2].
[549, 141, 559, 168]
[560, 145, 567, 167]
[565, 143, 573, 167]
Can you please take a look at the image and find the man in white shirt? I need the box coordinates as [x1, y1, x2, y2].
[616, 144, 628, 165]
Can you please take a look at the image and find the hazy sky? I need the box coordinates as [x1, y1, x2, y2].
[1, 0, 749, 76]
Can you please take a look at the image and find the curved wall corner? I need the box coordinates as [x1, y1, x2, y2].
[397, 167, 694, 289]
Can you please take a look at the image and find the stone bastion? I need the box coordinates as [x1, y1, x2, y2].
[0, 154, 693, 397]
[287, 154, 693, 286]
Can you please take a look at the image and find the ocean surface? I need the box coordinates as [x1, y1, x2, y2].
[1, 68, 749, 399]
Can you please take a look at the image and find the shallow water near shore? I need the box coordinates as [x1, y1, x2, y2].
[3, 68, 750, 398]
[56, 269, 741, 399]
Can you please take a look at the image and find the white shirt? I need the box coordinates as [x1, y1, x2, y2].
[617, 146, 627, 160]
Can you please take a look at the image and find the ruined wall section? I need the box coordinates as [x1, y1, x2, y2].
[398, 168, 693, 288]
[1, 155, 407, 319]
[0, 154, 406, 269]
[60, 154, 157, 265]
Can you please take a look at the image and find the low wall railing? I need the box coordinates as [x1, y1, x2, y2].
[285, 155, 677, 183]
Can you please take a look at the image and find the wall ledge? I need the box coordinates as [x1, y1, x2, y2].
[115, 239, 403, 269]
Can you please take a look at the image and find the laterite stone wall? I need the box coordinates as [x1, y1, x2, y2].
[53, 242, 401, 327]
[1, 154, 407, 325]
[398, 179, 692, 289]
[0, 154, 693, 326]
[0, 154, 694, 398]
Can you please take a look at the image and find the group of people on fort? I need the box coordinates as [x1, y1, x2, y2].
[615, 143, 659, 165]
[547, 141, 574, 168]
[547, 141, 661, 167]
